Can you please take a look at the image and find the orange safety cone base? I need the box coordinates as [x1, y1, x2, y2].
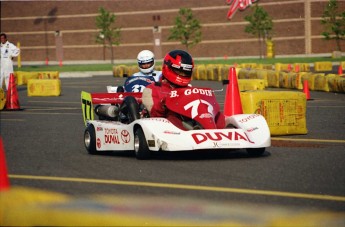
[223, 67, 243, 116]
[4, 73, 22, 111]
[0, 137, 10, 190]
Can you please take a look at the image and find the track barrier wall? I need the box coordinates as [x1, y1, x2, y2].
[14, 71, 59, 85]
[112, 64, 345, 93]
[11, 71, 61, 97]
[314, 61, 333, 72]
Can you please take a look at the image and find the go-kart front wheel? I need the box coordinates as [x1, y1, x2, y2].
[246, 148, 265, 157]
[134, 127, 151, 160]
[84, 124, 97, 155]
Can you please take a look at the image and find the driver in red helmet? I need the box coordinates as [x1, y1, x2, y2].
[142, 49, 225, 130]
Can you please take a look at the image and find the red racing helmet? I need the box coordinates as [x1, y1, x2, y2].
[162, 50, 194, 87]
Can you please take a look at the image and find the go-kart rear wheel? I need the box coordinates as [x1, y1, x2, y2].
[84, 124, 97, 155]
[134, 127, 151, 160]
[246, 148, 265, 157]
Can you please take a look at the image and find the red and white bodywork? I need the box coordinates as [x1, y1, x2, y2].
[82, 87, 270, 158]
[89, 114, 270, 152]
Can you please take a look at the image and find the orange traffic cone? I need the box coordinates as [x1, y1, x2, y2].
[5, 73, 21, 111]
[338, 65, 343, 75]
[303, 80, 311, 100]
[223, 67, 243, 116]
[0, 136, 10, 191]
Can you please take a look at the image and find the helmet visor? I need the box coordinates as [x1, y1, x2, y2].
[171, 67, 192, 78]
[139, 61, 154, 69]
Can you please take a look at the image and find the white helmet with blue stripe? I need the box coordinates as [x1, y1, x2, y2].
[137, 50, 155, 74]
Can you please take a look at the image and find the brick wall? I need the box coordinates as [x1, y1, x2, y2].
[1, 0, 344, 62]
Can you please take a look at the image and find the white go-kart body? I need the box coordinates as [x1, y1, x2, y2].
[82, 85, 271, 160]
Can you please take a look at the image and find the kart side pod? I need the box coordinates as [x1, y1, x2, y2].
[225, 114, 271, 147]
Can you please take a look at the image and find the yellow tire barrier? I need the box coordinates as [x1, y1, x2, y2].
[294, 63, 311, 72]
[206, 66, 217, 81]
[127, 65, 138, 76]
[241, 90, 307, 135]
[267, 70, 280, 88]
[112, 65, 126, 77]
[15, 71, 60, 85]
[15, 71, 39, 85]
[328, 75, 345, 93]
[279, 71, 290, 88]
[238, 79, 265, 91]
[38, 71, 59, 79]
[194, 64, 207, 80]
[256, 69, 269, 87]
[313, 73, 334, 92]
[314, 61, 333, 72]
[27, 79, 61, 96]
[112, 64, 344, 93]
[240, 63, 257, 69]
[237, 68, 250, 79]
[275, 63, 292, 72]
[218, 65, 233, 81]
[0, 88, 6, 110]
[256, 64, 273, 70]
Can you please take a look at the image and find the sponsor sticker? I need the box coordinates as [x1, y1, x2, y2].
[121, 130, 131, 143]
[97, 138, 101, 149]
[104, 128, 120, 144]
[163, 130, 181, 135]
[191, 131, 254, 144]
[247, 127, 258, 132]
[239, 114, 261, 123]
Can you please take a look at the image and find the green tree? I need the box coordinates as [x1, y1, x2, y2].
[321, 0, 345, 52]
[95, 7, 121, 64]
[244, 5, 273, 59]
[168, 8, 202, 51]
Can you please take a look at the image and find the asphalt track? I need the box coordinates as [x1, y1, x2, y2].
[1, 74, 345, 215]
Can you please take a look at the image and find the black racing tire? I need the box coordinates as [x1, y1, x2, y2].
[84, 124, 97, 155]
[134, 127, 151, 160]
[121, 96, 140, 123]
[246, 148, 265, 157]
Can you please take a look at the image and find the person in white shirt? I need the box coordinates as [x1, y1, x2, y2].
[132, 50, 162, 82]
[0, 33, 20, 91]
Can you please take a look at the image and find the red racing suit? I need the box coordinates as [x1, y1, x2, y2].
[142, 80, 225, 130]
